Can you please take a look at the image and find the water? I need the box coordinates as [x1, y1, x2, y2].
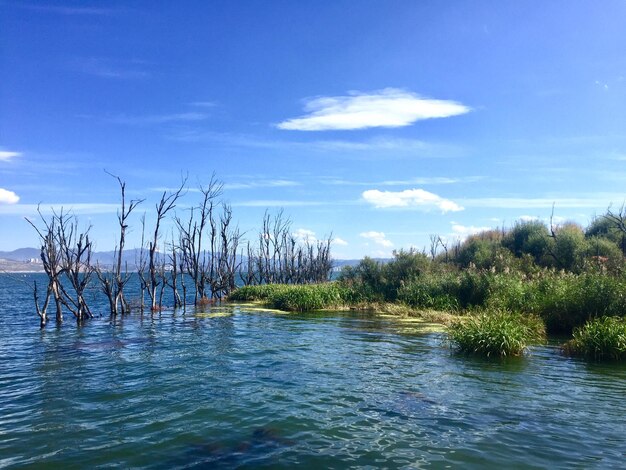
[1, 274, 625, 468]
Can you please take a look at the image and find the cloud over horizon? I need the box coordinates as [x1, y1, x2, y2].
[0, 151, 22, 162]
[277, 88, 470, 131]
[362, 188, 463, 212]
[360, 231, 393, 248]
[0, 189, 20, 205]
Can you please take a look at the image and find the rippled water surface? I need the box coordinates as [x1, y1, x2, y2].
[1, 274, 626, 469]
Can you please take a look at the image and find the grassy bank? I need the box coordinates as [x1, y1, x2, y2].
[229, 274, 626, 361]
[229, 283, 347, 312]
[447, 311, 546, 357]
[562, 317, 626, 361]
[341, 262, 626, 335]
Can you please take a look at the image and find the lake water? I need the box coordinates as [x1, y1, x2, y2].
[1, 273, 625, 468]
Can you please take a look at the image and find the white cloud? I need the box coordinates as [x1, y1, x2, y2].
[277, 88, 470, 131]
[108, 112, 208, 125]
[0, 151, 22, 162]
[232, 200, 326, 208]
[362, 188, 463, 212]
[224, 179, 300, 190]
[323, 175, 482, 187]
[333, 237, 349, 246]
[0, 188, 19, 204]
[519, 215, 540, 222]
[0, 202, 119, 215]
[451, 223, 491, 240]
[360, 231, 393, 248]
[293, 228, 317, 243]
[188, 101, 216, 108]
[311, 137, 432, 151]
[460, 197, 621, 209]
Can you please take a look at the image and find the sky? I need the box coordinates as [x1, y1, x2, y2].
[2, 1, 626, 259]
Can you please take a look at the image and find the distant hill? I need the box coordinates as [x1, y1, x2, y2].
[1, 247, 388, 273]
[0, 248, 41, 261]
[0, 247, 146, 270]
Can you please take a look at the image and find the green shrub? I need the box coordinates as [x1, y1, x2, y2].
[457, 270, 492, 308]
[503, 220, 551, 261]
[562, 316, 626, 361]
[548, 223, 588, 272]
[584, 236, 624, 272]
[535, 272, 626, 334]
[228, 284, 290, 301]
[338, 250, 431, 303]
[338, 257, 386, 302]
[397, 273, 461, 311]
[447, 311, 546, 357]
[456, 237, 498, 269]
[267, 283, 345, 312]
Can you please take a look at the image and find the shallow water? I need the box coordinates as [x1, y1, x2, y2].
[1, 274, 625, 468]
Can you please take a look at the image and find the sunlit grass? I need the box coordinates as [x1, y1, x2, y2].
[227, 284, 290, 301]
[447, 310, 546, 357]
[229, 283, 346, 312]
[562, 316, 626, 361]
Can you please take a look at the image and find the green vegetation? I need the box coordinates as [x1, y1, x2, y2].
[229, 283, 346, 311]
[226, 209, 626, 361]
[562, 317, 626, 361]
[228, 284, 291, 302]
[447, 311, 546, 357]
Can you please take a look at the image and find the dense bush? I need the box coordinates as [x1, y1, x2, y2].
[339, 257, 386, 302]
[447, 311, 546, 357]
[397, 272, 461, 311]
[339, 249, 430, 302]
[228, 284, 290, 301]
[547, 223, 588, 272]
[229, 283, 346, 312]
[562, 316, 626, 361]
[502, 220, 551, 262]
[267, 283, 346, 312]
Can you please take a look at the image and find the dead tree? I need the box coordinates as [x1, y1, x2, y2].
[95, 173, 144, 316]
[56, 214, 94, 323]
[136, 214, 149, 311]
[27, 208, 95, 324]
[166, 236, 183, 309]
[146, 179, 186, 311]
[176, 175, 223, 304]
[241, 210, 334, 286]
[215, 204, 242, 298]
[605, 203, 626, 255]
[26, 207, 63, 327]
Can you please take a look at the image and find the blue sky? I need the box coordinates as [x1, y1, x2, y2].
[2, 1, 626, 258]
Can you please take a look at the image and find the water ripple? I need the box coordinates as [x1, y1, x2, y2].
[1, 274, 626, 468]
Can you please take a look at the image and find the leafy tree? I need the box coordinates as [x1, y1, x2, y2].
[587, 213, 626, 255]
[548, 223, 588, 272]
[503, 220, 550, 262]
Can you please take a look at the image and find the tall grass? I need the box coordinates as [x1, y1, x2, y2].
[393, 270, 626, 333]
[227, 284, 290, 301]
[562, 316, 626, 361]
[229, 283, 346, 312]
[447, 311, 546, 357]
[232, 270, 626, 336]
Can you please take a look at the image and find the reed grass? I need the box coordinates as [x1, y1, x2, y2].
[447, 310, 546, 357]
[229, 283, 346, 312]
[227, 284, 290, 301]
[562, 316, 626, 361]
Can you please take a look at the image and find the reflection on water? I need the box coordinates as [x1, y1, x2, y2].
[1, 274, 626, 469]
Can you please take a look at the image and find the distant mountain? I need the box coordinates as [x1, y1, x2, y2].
[0, 247, 146, 268]
[0, 248, 41, 261]
[331, 258, 391, 271]
[1, 247, 387, 273]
